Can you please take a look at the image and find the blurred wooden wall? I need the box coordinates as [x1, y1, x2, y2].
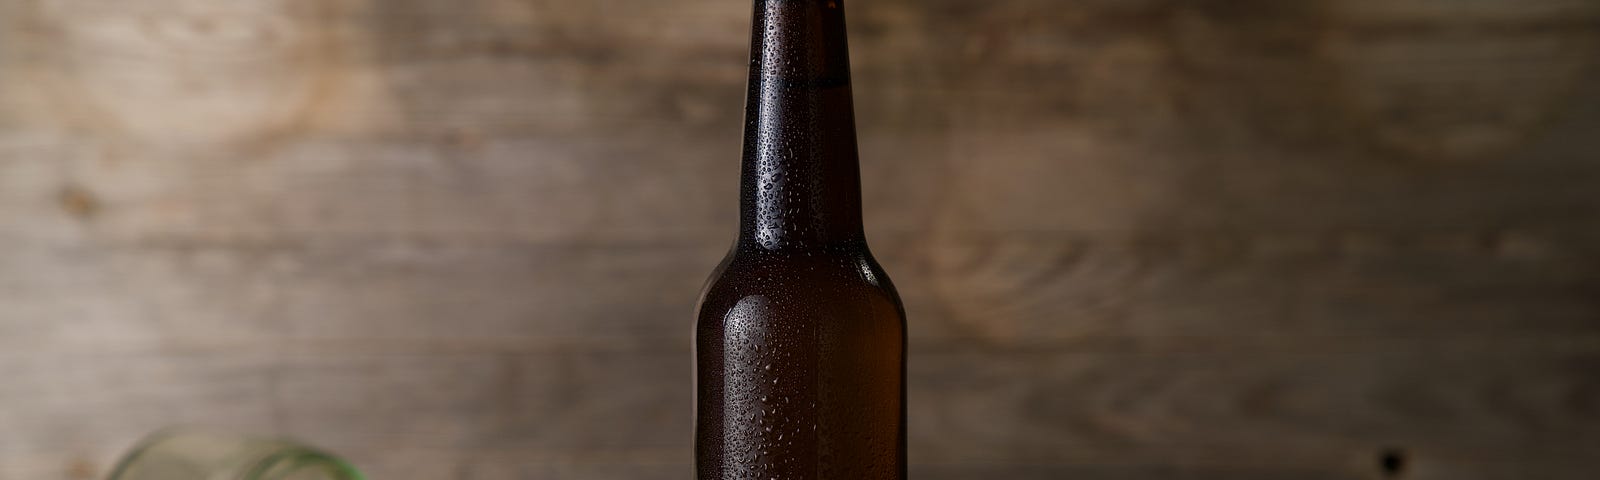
[2, 0, 1599, 479]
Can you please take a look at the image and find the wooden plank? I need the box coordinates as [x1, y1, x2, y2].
[0, 241, 720, 353]
[4, 0, 1598, 243]
[910, 232, 1600, 349]
[0, 135, 738, 245]
[938, 115, 1600, 234]
[4, 232, 1598, 353]
[273, 352, 689, 452]
[909, 350, 1600, 468]
[361, 0, 962, 135]
[0, 351, 689, 479]
[3, 349, 1591, 479]
[272, 243, 720, 348]
[0, 0, 393, 145]
[329, 449, 683, 480]
[0, 451, 128, 480]
[0, 129, 949, 246]
[8, 109, 1599, 249]
[336, 454, 1600, 480]
[0, 240, 729, 352]
[0, 135, 103, 244]
[13, 452, 1588, 480]
[0, 244, 287, 352]
[0, 0, 952, 139]
[939, 0, 1600, 233]
[340, 451, 684, 480]
[0, 352, 278, 480]
[911, 461, 1600, 480]
[365, 0, 750, 137]
[911, 464, 1361, 480]
[1404, 456, 1600, 480]
[350, 454, 1600, 480]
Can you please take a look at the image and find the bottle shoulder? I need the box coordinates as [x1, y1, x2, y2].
[695, 245, 903, 321]
[705, 246, 897, 291]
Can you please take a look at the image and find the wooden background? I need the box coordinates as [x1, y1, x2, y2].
[2, 0, 1599, 478]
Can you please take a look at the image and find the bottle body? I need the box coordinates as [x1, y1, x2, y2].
[695, 243, 906, 479]
[695, 0, 906, 478]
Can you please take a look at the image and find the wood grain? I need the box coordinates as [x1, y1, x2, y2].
[0, 0, 1598, 479]
[0, 350, 1590, 479]
[911, 351, 1600, 462]
[6, 233, 1594, 355]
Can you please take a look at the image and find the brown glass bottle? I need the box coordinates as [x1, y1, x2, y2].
[694, 1, 906, 479]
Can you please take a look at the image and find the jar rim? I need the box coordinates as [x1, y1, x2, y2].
[106, 429, 364, 480]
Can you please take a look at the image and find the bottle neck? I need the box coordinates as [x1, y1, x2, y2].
[737, 0, 864, 251]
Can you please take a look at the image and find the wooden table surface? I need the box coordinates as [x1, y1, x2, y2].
[1, 0, 1598, 479]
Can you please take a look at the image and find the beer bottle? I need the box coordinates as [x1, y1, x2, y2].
[694, 0, 906, 478]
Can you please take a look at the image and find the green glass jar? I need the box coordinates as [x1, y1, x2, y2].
[108, 430, 364, 480]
